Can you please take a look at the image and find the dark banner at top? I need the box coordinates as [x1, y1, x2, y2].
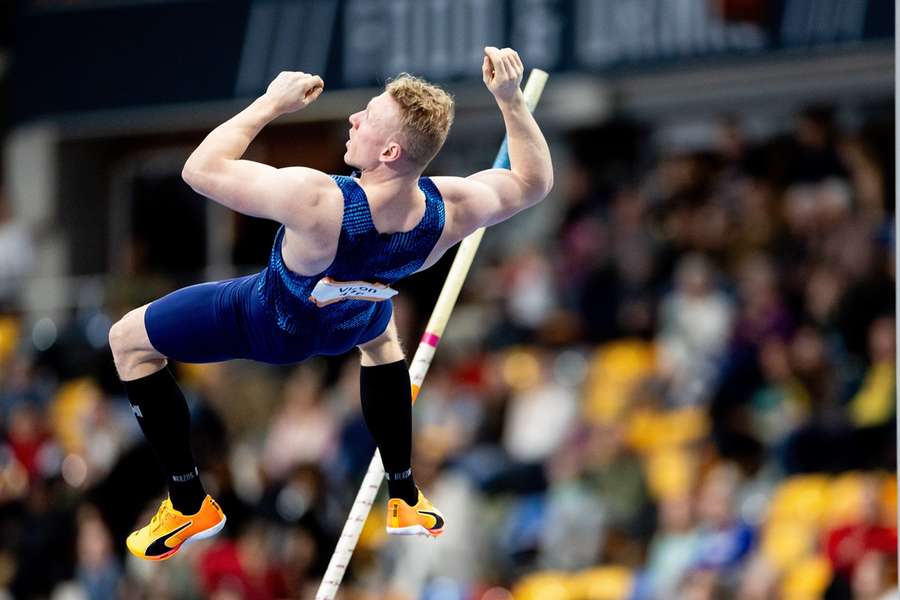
[9, 0, 894, 123]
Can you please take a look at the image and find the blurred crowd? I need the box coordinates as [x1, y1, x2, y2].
[0, 103, 896, 600]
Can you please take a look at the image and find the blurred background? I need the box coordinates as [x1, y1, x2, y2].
[0, 0, 896, 598]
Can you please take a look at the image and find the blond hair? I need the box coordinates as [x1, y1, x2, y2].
[385, 73, 454, 167]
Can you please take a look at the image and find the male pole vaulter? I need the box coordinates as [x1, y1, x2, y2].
[109, 46, 552, 560]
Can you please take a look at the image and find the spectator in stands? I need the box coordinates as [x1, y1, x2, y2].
[693, 464, 754, 576]
[73, 504, 122, 600]
[825, 476, 897, 583]
[635, 494, 700, 599]
[658, 253, 734, 405]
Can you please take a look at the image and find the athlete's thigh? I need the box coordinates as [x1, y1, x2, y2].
[144, 277, 254, 363]
[357, 314, 404, 366]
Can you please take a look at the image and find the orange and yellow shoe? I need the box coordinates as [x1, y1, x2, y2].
[386, 490, 445, 537]
[126, 495, 226, 561]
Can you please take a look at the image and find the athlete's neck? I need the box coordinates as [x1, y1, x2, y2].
[356, 167, 427, 234]
[356, 160, 419, 184]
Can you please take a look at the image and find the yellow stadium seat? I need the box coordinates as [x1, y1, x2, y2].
[49, 377, 103, 454]
[357, 500, 388, 551]
[663, 407, 710, 447]
[584, 340, 656, 425]
[572, 566, 634, 600]
[501, 347, 543, 392]
[760, 520, 818, 570]
[881, 474, 897, 526]
[512, 572, 573, 600]
[625, 406, 709, 454]
[0, 316, 20, 364]
[644, 449, 696, 500]
[781, 556, 832, 599]
[824, 472, 865, 527]
[625, 408, 664, 452]
[767, 475, 830, 525]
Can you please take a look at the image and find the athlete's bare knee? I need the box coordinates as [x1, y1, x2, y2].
[107, 319, 129, 359]
[109, 308, 165, 380]
[359, 328, 406, 367]
[109, 310, 141, 359]
[113, 344, 166, 381]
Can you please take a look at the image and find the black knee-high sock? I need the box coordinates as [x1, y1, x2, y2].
[123, 366, 206, 514]
[360, 360, 418, 505]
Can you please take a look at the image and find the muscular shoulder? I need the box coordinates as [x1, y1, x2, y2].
[278, 167, 338, 206]
[277, 168, 342, 229]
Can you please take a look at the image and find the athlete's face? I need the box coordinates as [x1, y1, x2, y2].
[345, 93, 404, 170]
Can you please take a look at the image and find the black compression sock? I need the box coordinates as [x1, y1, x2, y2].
[360, 359, 419, 506]
[386, 468, 418, 506]
[123, 366, 206, 514]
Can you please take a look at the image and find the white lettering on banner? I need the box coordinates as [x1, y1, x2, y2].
[575, 0, 766, 68]
[238, 0, 874, 94]
[344, 0, 504, 85]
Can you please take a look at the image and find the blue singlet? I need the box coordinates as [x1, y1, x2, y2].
[143, 175, 445, 364]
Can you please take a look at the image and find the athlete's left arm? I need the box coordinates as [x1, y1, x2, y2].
[182, 71, 332, 224]
[456, 47, 554, 231]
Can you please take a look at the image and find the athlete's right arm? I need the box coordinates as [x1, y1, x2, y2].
[182, 71, 333, 225]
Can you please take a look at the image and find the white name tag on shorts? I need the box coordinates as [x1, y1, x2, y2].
[308, 276, 398, 307]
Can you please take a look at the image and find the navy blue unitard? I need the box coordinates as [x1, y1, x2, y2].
[144, 175, 446, 364]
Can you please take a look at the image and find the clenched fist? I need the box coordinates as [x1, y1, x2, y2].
[265, 71, 324, 115]
[482, 46, 524, 104]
